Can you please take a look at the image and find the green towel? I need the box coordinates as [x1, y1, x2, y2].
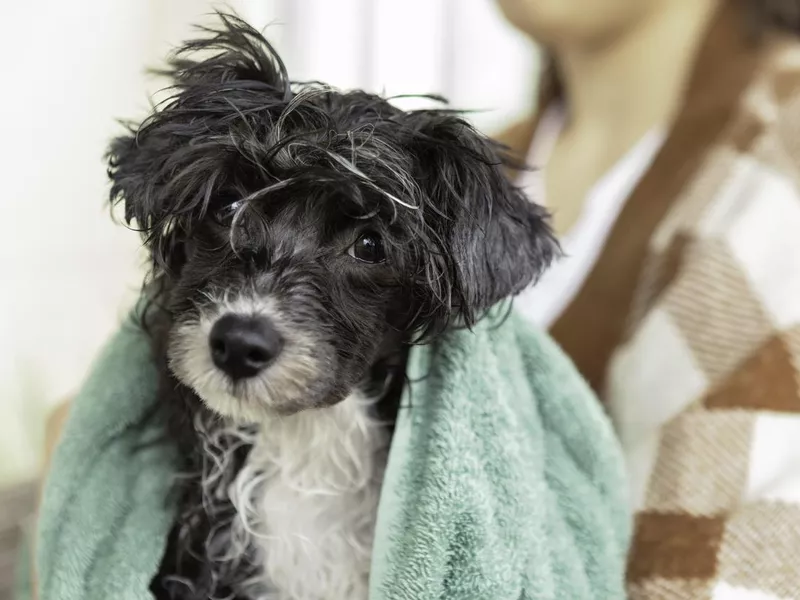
[29, 310, 630, 600]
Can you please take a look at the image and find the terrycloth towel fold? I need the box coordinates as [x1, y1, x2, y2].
[29, 310, 630, 600]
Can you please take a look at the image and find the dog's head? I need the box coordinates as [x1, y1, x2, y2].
[108, 14, 557, 423]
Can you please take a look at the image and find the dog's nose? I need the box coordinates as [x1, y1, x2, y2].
[208, 314, 283, 380]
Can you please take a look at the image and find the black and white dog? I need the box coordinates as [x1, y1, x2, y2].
[108, 13, 556, 600]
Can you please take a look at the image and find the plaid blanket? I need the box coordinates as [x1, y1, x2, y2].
[548, 5, 800, 599]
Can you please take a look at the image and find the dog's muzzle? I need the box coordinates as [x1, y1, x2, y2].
[208, 313, 285, 380]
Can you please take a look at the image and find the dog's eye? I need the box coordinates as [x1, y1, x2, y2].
[212, 199, 244, 224]
[348, 231, 385, 264]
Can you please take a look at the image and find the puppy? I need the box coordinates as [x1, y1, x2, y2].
[107, 13, 556, 600]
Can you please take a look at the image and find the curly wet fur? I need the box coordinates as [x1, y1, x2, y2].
[160, 392, 388, 600]
[108, 12, 557, 600]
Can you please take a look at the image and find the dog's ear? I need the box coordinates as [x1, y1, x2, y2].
[406, 111, 559, 332]
[107, 12, 290, 274]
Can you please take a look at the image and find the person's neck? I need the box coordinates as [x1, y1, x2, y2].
[556, 1, 722, 140]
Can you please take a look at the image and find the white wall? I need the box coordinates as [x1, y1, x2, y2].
[0, 0, 538, 485]
[1, 0, 155, 484]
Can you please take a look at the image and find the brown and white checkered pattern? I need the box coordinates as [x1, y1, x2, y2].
[606, 45, 800, 599]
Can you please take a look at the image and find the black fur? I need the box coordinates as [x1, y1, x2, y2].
[108, 12, 557, 600]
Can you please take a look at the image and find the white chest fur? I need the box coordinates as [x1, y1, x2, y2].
[229, 392, 390, 600]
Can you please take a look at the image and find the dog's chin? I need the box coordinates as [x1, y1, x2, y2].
[195, 387, 281, 424]
[191, 383, 351, 423]
[195, 389, 298, 423]
[173, 362, 341, 423]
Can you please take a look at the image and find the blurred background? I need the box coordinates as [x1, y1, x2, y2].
[0, 0, 540, 488]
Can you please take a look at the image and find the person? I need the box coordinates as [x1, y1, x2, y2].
[496, 0, 800, 596]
